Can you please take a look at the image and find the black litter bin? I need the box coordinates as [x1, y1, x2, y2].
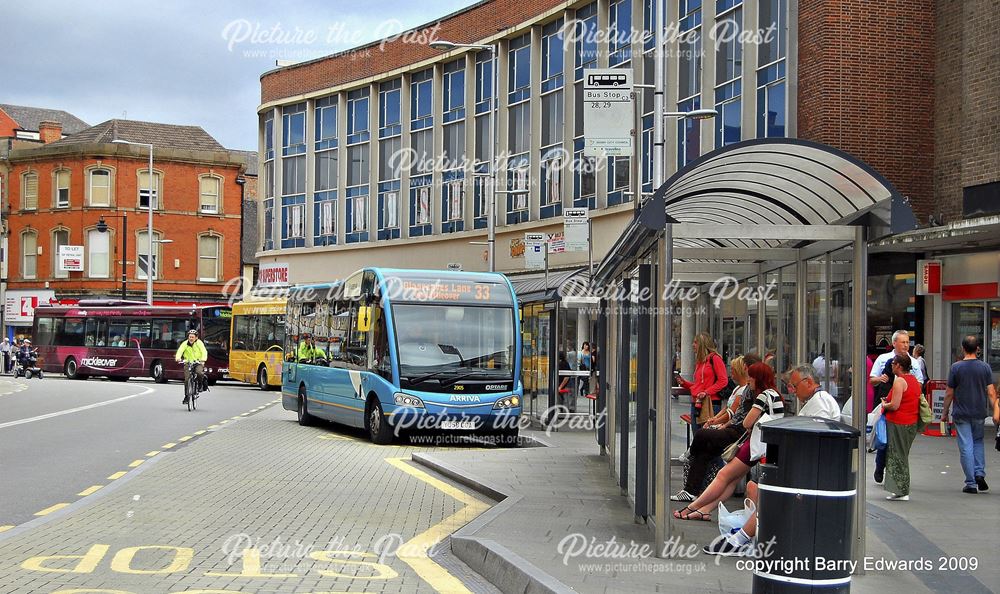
[751, 416, 861, 594]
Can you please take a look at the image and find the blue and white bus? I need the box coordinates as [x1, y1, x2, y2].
[281, 268, 523, 445]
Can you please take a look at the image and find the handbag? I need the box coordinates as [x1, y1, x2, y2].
[749, 389, 780, 462]
[917, 395, 933, 432]
[872, 415, 888, 451]
[722, 431, 749, 462]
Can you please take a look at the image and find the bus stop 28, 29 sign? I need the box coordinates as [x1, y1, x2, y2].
[583, 68, 633, 157]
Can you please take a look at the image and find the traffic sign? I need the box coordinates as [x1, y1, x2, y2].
[564, 208, 590, 252]
[583, 68, 633, 157]
[524, 233, 546, 271]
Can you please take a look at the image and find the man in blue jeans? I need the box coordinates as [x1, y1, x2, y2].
[944, 335, 1000, 494]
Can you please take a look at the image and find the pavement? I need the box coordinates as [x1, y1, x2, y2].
[2, 385, 996, 594]
[412, 424, 1000, 594]
[0, 402, 501, 594]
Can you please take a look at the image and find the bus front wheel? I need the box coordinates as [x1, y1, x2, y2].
[152, 361, 167, 384]
[297, 384, 315, 426]
[366, 396, 394, 445]
[64, 358, 86, 380]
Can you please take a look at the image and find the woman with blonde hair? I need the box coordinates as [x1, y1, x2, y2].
[677, 332, 729, 430]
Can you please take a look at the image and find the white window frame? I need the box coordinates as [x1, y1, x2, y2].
[352, 195, 368, 231]
[447, 180, 463, 222]
[544, 159, 562, 206]
[137, 169, 161, 210]
[199, 174, 222, 213]
[88, 168, 112, 207]
[416, 187, 431, 225]
[21, 230, 37, 279]
[22, 172, 38, 210]
[52, 228, 70, 279]
[384, 192, 398, 229]
[54, 169, 70, 208]
[198, 234, 221, 282]
[87, 228, 111, 279]
[136, 230, 162, 280]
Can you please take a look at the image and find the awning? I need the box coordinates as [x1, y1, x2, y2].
[595, 138, 915, 285]
[508, 268, 592, 304]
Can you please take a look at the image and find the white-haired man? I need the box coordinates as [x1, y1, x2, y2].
[870, 330, 923, 485]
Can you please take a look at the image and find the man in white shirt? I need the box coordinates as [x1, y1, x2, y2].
[869, 330, 922, 485]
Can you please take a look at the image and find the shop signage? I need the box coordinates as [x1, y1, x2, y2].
[917, 259, 942, 295]
[258, 262, 289, 286]
[4, 289, 56, 326]
[58, 245, 84, 272]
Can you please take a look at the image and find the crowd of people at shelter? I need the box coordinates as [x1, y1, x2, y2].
[668, 330, 999, 557]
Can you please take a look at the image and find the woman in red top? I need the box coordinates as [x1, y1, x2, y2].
[677, 332, 728, 430]
[882, 353, 922, 501]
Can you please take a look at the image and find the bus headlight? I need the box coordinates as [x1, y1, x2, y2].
[492, 396, 520, 410]
[393, 393, 425, 408]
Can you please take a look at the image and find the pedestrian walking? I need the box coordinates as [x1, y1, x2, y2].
[0, 338, 10, 375]
[882, 354, 921, 501]
[676, 332, 728, 430]
[870, 330, 922, 484]
[944, 335, 1000, 494]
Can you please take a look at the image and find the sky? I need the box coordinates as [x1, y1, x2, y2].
[5, 0, 478, 150]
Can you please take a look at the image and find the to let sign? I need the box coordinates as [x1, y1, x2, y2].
[583, 68, 633, 157]
[58, 245, 84, 272]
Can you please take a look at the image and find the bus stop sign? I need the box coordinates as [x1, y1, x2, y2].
[583, 68, 633, 157]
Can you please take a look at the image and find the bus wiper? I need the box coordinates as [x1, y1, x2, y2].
[406, 368, 461, 385]
[440, 370, 501, 388]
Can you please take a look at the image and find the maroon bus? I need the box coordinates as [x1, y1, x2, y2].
[31, 302, 232, 383]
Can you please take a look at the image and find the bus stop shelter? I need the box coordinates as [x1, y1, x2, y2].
[591, 138, 916, 563]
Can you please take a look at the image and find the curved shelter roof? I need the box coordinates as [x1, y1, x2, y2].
[595, 138, 915, 284]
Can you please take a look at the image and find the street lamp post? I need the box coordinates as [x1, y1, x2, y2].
[96, 214, 127, 300]
[430, 40, 498, 272]
[112, 140, 154, 304]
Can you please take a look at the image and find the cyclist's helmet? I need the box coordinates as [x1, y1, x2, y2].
[187, 329, 198, 337]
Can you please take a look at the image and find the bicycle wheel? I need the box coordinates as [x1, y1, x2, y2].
[186, 374, 194, 411]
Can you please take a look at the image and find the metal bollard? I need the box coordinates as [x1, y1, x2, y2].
[752, 416, 861, 593]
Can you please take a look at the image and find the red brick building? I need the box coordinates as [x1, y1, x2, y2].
[0, 119, 248, 335]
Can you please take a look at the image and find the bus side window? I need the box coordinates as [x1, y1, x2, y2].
[129, 320, 151, 348]
[35, 317, 54, 346]
[346, 301, 369, 369]
[371, 306, 391, 380]
[58, 318, 86, 347]
[233, 315, 251, 351]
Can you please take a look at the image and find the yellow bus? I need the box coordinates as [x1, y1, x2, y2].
[229, 299, 286, 390]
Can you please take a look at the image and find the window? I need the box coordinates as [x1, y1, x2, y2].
[59, 318, 86, 347]
[379, 136, 400, 182]
[198, 235, 220, 281]
[347, 88, 370, 143]
[715, 2, 743, 148]
[53, 229, 70, 279]
[54, 170, 70, 208]
[411, 69, 433, 130]
[508, 103, 530, 156]
[282, 155, 306, 195]
[285, 203, 305, 238]
[542, 155, 563, 207]
[678, 0, 703, 167]
[282, 103, 306, 156]
[128, 320, 151, 348]
[138, 170, 161, 210]
[609, 0, 632, 66]
[199, 175, 221, 213]
[22, 172, 38, 210]
[263, 198, 274, 250]
[411, 129, 432, 175]
[541, 20, 564, 92]
[508, 35, 530, 104]
[575, 3, 598, 77]
[319, 199, 336, 236]
[89, 168, 112, 206]
[136, 231, 162, 280]
[379, 80, 402, 137]
[347, 144, 369, 187]
[445, 180, 463, 222]
[345, 187, 369, 242]
[88, 228, 110, 278]
[416, 186, 431, 225]
[316, 150, 339, 191]
[443, 60, 465, 121]
[757, 0, 787, 139]
[351, 195, 368, 232]
[21, 230, 37, 279]
[315, 96, 338, 150]
[382, 191, 398, 229]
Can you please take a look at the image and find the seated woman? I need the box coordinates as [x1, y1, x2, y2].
[703, 364, 842, 555]
[673, 361, 783, 521]
[672, 354, 760, 501]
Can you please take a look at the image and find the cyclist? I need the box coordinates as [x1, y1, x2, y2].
[175, 329, 208, 404]
[297, 333, 327, 365]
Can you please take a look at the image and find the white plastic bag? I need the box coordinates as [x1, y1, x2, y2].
[718, 498, 756, 536]
[866, 403, 884, 447]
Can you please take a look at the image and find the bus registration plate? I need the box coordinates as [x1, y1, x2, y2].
[440, 419, 479, 430]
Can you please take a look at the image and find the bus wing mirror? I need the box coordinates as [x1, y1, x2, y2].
[356, 306, 372, 332]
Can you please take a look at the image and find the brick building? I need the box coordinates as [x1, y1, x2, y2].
[0, 118, 249, 337]
[254, 0, 999, 376]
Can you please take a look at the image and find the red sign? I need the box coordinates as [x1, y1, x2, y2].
[259, 263, 289, 286]
[917, 260, 941, 295]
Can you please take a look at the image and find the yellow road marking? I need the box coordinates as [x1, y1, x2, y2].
[207, 425, 219, 429]
[146, 450, 160, 457]
[77, 485, 103, 496]
[384, 457, 489, 594]
[193, 430, 206, 436]
[107, 471, 127, 480]
[161, 442, 176, 449]
[0, 525, 14, 533]
[34, 503, 70, 516]
[229, 416, 241, 420]
[178, 435, 192, 442]
[128, 459, 144, 468]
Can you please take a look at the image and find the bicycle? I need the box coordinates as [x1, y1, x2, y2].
[183, 361, 206, 411]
